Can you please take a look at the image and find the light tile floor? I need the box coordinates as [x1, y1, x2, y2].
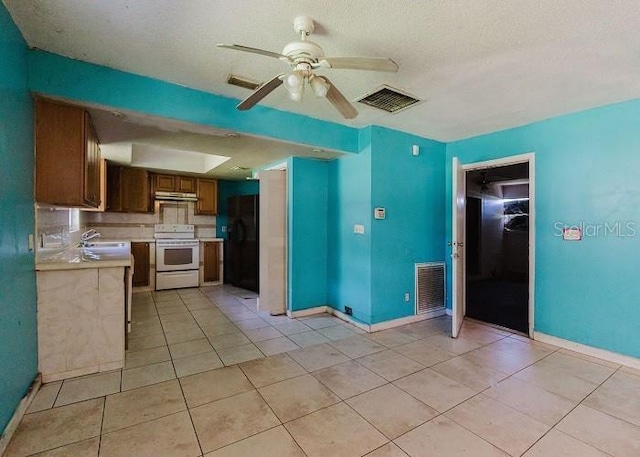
[5, 285, 640, 456]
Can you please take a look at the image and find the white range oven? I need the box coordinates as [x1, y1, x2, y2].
[155, 224, 200, 290]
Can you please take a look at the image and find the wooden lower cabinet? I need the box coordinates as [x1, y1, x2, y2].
[131, 242, 150, 287]
[203, 241, 221, 282]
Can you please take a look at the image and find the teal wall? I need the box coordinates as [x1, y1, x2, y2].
[327, 129, 373, 323]
[28, 50, 360, 154]
[0, 4, 37, 434]
[17, 31, 640, 362]
[370, 127, 446, 323]
[325, 127, 446, 324]
[446, 99, 640, 358]
[288, 158, 329, 312]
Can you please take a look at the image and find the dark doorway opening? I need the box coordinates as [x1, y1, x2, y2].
[465, 163, 529, 333]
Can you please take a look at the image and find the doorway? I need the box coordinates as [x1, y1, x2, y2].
[451, 154, 535, 337]
[465, 163, 529, 333]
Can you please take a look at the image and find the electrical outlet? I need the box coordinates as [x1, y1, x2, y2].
[344, 306, 353, 316]
[221, 226, 227, 232]
[404, 292, 410, 302]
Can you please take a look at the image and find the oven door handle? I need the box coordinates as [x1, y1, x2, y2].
[157, 270, 198, 276]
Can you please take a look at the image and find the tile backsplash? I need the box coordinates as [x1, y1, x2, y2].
[36, 201, 216, 250]
[83, 201, 216, 239]
[36, 205, 80, 248]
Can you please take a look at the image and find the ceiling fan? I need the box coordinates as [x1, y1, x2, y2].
[218, 16, 399, 119]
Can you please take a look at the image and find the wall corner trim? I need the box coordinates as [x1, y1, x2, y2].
[534, 332, 640, 370]
[0, 374, 41, 454]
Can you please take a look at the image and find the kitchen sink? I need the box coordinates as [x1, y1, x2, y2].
[78, 240, 131, 262]
[81, 241, 129, 249]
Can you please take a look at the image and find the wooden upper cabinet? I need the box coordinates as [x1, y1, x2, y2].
[122, 167, 151, 212]
[35, 98, 102, 208]
[107, 163, 152, 213]
[106, 162, 123, 212]
[154, 174, 196, 193]
[196, 179, 218, 215]
[154, 174, 175, 192]
[84, 114, 101, 207]
[177, 176, 196, 192]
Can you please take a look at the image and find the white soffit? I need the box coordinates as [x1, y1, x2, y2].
[100, 143, 132, 164]
[131, 144, 230, 174]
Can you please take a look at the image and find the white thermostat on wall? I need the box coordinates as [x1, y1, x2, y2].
[374, 207, 386, 219]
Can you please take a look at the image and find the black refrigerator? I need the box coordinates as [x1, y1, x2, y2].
[226, 195, 259, 292]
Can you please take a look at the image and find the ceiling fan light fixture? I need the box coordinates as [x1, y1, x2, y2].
[310, 75, 329, 98]
[220, 16, 398, 119]
[283, 70, 304, 101]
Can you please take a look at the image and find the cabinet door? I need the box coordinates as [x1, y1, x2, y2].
[84, 114, 101, 207]
[131, 243, 150, 287]
[35, 99, 86, 206]
[177, 176, 196, 193]
[155, 174, 175, 192]
[196, 179, 218, 215]
[122, 168, 151, 213]
[106, 163, 123, 212]
[203, 242, 220, 282]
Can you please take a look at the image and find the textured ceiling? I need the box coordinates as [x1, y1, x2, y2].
[5, 0, 640, 144]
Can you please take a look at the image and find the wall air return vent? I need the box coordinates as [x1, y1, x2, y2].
[226, 74, 261, 91]
[357, 85, 421, 114]
[415, 262, 446, 315]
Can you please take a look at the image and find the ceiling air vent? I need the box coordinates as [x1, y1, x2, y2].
[226, 74, 261, 91]
[357, 85, 421, 114]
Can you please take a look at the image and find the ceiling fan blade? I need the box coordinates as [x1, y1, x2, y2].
[316, 57, 399, 73]
[237, 74, 284, 111]
[217, 44, 291, 62]
[322, 77, 358, 119]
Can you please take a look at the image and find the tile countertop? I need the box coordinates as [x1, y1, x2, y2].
[36, 242, 132, 271]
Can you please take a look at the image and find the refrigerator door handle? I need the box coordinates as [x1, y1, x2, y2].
[236, 219, 247, 244]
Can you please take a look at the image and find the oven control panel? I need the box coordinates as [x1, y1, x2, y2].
[154, 224, 195, 238]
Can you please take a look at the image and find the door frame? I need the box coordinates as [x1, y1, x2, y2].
[453, 152, 536, 337]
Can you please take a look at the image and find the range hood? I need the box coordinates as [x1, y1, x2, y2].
[155, 191, 198, 201]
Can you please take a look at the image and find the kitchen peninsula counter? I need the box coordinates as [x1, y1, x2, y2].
[36, 242, 131, 382]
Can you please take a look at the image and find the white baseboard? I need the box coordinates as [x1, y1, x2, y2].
[287, 305, 448, 334]
[370, 309, 446, 332]
[534, 331, 640, 370]
[0, 374, 41, 455]
[329, 309, 371, 332]
[445, 308, 452, 316]
[287, 306, 329, 318]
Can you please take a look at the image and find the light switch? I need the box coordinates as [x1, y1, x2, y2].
[354, 224, 365, 235]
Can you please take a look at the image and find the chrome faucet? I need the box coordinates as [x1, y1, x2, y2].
[80, 229, 101, 246]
